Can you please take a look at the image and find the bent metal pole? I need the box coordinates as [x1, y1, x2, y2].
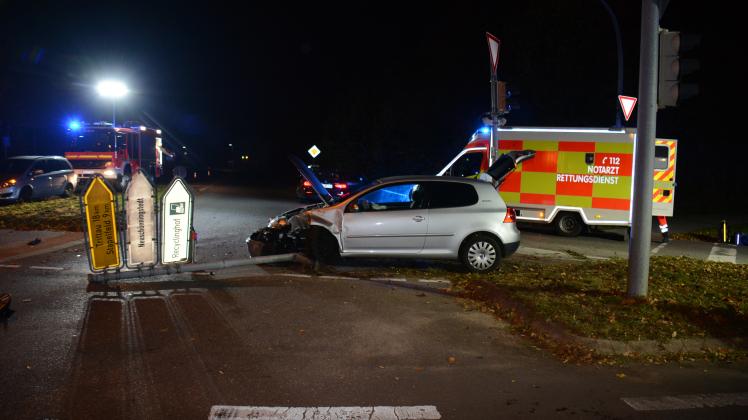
[627, 0, 660, 298]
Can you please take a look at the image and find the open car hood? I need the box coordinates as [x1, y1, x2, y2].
[486, 150, 536, 185]
[289, 155, 334, 205]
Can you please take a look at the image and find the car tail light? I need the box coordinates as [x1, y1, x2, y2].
[333, 182, 348, 189]
[503, 208, 517, 223]
[302, 180, 312, 187]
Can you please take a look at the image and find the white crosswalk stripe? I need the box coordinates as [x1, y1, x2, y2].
[208, 405, 441, 420]
[622, 392, 748, 411]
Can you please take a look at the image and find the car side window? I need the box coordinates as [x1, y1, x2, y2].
[425, 182, 479, 209]
[30, 160, 47, 175]
[447, 152, 483, 178]
[351, 183, 425, 212]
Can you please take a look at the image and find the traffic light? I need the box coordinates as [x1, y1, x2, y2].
[497, 81, 518, 114]
[658, 29, 700, 108]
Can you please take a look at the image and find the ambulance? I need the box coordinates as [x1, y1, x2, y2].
[438, 127, 677, 236]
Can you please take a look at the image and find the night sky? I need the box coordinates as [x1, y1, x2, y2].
[1, 1, 744, 212]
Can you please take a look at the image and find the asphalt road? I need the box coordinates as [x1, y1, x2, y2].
[1, 184, 747, 419]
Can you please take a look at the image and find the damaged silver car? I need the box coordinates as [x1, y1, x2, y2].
[247, 152, 534, 272]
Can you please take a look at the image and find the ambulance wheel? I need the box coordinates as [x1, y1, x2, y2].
[554, 212, 584, 237]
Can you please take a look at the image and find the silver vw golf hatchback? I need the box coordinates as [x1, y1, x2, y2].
[248, 157, 525, 272]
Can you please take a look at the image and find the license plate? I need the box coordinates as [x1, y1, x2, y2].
[322, 183, 333, 188]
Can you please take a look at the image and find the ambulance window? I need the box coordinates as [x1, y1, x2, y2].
[448, 152, 483, 177]
[654, 145, 669, 170]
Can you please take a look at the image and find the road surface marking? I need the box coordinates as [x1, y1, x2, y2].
[0, 264, 21, 269]
[651, 242, 668, 254]
[371, 277, 407, 282]
[417, 279, 451, 284]
[208, 405, 441, 419]
[622, 392, 748, 411]
[29, 266, 65, 271]
[517, 247, 571, 258]
[707, 245, 737, 264]
[279, 273, 312, 278]
[319, 275, 357, 280]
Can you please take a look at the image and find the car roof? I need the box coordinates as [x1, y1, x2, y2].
[376, 175, 489, 185]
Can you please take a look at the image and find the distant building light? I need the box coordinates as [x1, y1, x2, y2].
[156, 129, 162, 135]
[139, 125, 146, 131]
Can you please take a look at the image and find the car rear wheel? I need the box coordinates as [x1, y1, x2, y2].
[554, 212, 584, 237]
[460, 234, 501, 273]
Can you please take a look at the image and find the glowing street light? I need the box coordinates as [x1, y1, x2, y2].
[96, 80, 128, 127]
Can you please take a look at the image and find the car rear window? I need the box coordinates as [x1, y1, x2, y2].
[425, 182, 479, 209]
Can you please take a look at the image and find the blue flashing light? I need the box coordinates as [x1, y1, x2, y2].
[480, 126, 490, 135]
[67, 120, 82, 131]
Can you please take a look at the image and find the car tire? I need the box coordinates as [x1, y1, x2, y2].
[554, 212, 584, 237]
[459, 234, 501, 273]
[305, 227, 340, 265]
[60, 183, 74, 198]
[18, 187, 33, 203]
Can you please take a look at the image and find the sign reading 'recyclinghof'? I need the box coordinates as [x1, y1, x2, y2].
[83, 176, 121, 271]
[160, 177, 194, 264]
[125, 170, 157, 268]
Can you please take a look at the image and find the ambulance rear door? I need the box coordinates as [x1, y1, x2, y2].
[652, 139, 677, 217]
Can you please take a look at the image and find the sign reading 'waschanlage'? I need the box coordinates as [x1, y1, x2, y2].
[160, 177, 194, 264]
[125, 170, 157, 268]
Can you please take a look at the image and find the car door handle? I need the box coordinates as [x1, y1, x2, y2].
[412, 216, 425, 222]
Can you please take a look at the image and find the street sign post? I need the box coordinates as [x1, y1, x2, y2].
[160, 177, 194, 265]
[124, 170, 158, 268]
[618, 95, 638, 121]
[82, 175, 121, 272]
[486, 32, 501, 166]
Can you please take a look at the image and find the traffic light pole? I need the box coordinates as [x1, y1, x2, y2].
[627, 0, 660, 298]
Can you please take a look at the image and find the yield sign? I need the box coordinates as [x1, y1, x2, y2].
[486, 32, 500, 75]
[618, 95, 638, 122]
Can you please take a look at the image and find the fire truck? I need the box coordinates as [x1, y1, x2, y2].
[65, 122, 164, 191]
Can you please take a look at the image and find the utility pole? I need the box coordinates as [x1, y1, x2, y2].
[627, 0, 660, 298]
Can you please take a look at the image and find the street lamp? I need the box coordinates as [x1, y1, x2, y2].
[96, 80, 128, 127]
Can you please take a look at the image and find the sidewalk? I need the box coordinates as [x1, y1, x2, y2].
[0, 229, 83, 263]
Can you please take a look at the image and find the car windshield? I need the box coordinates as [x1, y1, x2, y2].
[0, 159, 33, 175]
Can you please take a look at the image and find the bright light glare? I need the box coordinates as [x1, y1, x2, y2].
[68, 120, 82, 131]
[480, 127, 490, 134]
[96, 80, 129, 98]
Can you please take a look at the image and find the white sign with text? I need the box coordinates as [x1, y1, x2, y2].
[125, 170, 157, 267]
[160, 177, 194, 264]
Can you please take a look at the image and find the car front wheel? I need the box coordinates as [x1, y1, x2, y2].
[460, 234, 501, 273]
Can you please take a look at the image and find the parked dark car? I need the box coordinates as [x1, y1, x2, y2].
[295, 164, 366, 202]
[0, 156, 77, 203]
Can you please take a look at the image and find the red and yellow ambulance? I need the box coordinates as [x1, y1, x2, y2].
[438, 127, 677, 236]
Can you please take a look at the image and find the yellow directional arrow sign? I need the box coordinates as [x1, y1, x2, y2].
[83, 176, 121, 271]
